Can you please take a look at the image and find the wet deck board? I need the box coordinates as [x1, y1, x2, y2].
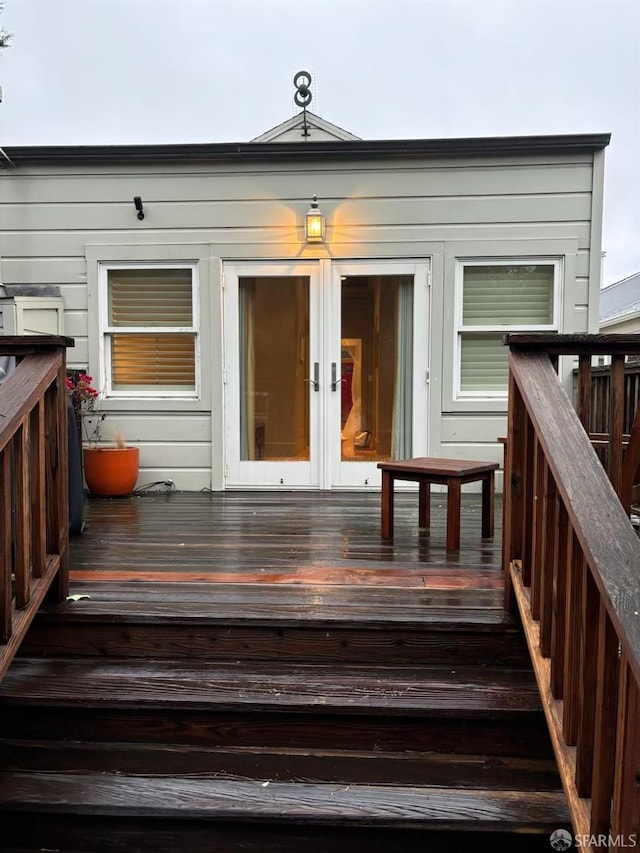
[70, 491, 503, 587]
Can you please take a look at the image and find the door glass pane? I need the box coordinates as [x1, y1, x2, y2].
[340, 275, 413, 462]
[239, 277, 310, 461]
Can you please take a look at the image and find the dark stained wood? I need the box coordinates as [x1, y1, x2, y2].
[1, 740, 562, 790]
[21, 583, 529, 667]
[550, 501, 569, 698]
[609, 354, 626, 495]
[539, 470, 557, 658]
[52, 579, 507, 613]
[505, 333, 640, 356]
[29, 401, 46, 579]
[520, 417, 534, 584]
[509, 350, 640, 685]
[380, 469, 393, 539]
[562, 533, 583, 746]
[0, 353, 61, 455]
[2, 704, 553, 757]
[0, 343, 70, 683]
[1, 364, 570, 853]
[507, 340, 640, 840]
[590, 602, 620, 836]
[0, 816, 570, 853]
[13, 421, 30, 609]
[0, 657, 543, 717]
[69, 491, 503, 585]
[575, 561, 599, 797]
[621, 403, 640, 514]
[509, 565, 593, 837]
[0, 334, 74, 356]
[19, 620, 531, 667]
[577, 354, 592, 431]
[0, 770, 570, 830]
[377, 458, 497, 551]
[611, 655, 640, 837]
[503, 372, 524, 609]
[0, 450, 11, 643]
[46, 362, 69, 603]
[530, 455, 547, 622]
[418, 480, 429, 528]
[0, 557, 61, 683]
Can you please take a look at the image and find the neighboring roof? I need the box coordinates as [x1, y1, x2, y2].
[600, 272, 640, 326]
[251, 110, 360, 143]
[0, 133, 611, 167]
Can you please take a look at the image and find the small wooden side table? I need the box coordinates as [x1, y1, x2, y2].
[377, 457, 499, 551]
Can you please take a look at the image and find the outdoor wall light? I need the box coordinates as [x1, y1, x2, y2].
[305, 194, 325, 242]
[133, 196, 144, 220]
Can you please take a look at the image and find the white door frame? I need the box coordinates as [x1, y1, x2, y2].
[222, 258, 430, 490]
[328, 259, 431, 489]
[223, 260, 323, 488]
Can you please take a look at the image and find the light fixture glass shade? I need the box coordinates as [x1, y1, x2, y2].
[305, 195, 325, 242]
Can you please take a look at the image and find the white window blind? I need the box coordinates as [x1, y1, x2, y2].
[105, 267, 197, 393]
[462, 264, 554, 326]
[458, 261, 558, 396]
[459, 334, 510, 393]
[108, 269, 193, 327]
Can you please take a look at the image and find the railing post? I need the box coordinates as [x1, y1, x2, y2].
[44, 359, 69, 603]
[13, 420, 31, 609]
[503, 363, 525, 610]
[29, 400, 47, 578]
[611, 656, 640, 838]
[577, 354, 592, 433]
[609, 355, 625, 496]
[590, 604, 620, 836]
[562, 533, 583, 746]
[0, 450, 11, 642]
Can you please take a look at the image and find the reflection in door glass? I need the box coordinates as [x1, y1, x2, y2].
[340, 275, 413, 462]
[239, 277, 310, 461]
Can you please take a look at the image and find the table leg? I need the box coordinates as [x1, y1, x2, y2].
[446, 478, 461, 551]
[381, 470, 394, 539]
[482, 470, 495, 538]
[418, 480, 430, 529]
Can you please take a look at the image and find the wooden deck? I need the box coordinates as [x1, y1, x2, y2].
[2, 489, 566, 850]
[69, 490, 503, 589]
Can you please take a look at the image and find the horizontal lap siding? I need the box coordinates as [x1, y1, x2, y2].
[0, 152, 596, 489]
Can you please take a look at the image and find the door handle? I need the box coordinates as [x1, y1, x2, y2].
[331, 362, 343, 392]
[305, 362, 319, 391]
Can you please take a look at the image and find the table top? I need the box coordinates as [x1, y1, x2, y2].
[377, 457, 499, 477]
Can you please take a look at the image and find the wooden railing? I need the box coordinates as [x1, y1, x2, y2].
[0, 335, 73, 682]
[504, 334, 640, 849]
[573, 360, 640, 505]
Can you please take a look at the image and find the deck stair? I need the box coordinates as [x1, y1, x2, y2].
[0, 579, 570, 851]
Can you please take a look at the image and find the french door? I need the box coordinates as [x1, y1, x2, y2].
[223, 260, 429, 489]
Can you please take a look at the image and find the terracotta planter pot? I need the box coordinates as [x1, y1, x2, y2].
[83, 446, 140, 497]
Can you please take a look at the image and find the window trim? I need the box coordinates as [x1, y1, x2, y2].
[99, 260, 201, 400]
[454, 257, 562, 400]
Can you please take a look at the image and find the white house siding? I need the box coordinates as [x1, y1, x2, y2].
[0, 143, 605, 491]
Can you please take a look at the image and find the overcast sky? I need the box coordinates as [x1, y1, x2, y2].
[0, 0, 638, 287]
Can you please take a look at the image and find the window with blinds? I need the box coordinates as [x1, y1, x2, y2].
[104, 266, 197, 393]
[458, 261, 558, 396]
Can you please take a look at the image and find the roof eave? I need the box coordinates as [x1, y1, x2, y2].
[0, 133, 612, 166]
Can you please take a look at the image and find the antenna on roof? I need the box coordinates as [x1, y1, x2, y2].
[293, 71, 313, 139]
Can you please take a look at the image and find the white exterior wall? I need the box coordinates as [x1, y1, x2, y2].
[0, 148, 604, 491]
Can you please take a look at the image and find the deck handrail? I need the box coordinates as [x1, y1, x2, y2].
[504, 338, 640, 847]
[0, 335, 73, 682]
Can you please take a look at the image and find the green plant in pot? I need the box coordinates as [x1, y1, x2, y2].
[66, 373, 140, 497]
